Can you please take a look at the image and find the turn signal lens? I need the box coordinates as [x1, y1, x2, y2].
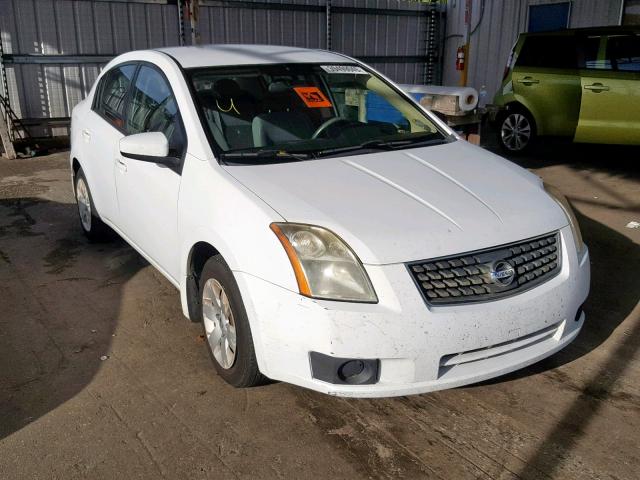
[270, 223, 378, 303]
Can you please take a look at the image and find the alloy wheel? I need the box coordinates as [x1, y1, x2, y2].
[76, 178, 92, 231]
[501, 113, 532, 152]
[202, 278, 237, 369]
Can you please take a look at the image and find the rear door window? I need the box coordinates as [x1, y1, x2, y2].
[582, 35, 611, 70]
[93, 64, 137, 129]
[607, 35, 640, 71]
[516, 35, 578, 69]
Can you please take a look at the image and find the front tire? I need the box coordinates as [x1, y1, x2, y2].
[74, 168, 111, 242]
[199, 255, 267, 387]
[497, 108, 536, 154]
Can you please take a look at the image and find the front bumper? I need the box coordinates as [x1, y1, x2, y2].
[236, 226, 590, 397]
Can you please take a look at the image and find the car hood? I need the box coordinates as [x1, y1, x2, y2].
[224, 140, 568, 265]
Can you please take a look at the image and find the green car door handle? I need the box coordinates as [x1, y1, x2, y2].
[517, 77, 540, 85]
[584, 83, 610, 92]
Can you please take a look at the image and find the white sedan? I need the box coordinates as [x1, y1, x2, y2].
[70, 45, 590, 397]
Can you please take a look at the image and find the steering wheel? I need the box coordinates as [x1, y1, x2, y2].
[311, 117, 352, 139]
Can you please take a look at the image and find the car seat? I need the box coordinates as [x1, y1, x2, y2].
[198, 79, 256, 150]
[252, 81, 315, 147]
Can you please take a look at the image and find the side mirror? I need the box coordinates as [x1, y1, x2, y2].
[119, 132, 179, 168]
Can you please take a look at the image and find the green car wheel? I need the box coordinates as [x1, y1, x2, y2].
[498, 109, 536, 154]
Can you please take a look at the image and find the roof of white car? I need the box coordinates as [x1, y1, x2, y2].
[157, 44, 353, 69]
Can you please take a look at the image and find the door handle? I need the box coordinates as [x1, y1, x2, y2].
[81, 129, 91, 141]
[517, 77, 539, 85]
[584, 83, 609, 92]
[116, 157, 127, 173]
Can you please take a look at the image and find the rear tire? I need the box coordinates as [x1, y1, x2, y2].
[74, 168, 111, 242]
[199, 255, 268, 388]
[497, 108, 536, 154]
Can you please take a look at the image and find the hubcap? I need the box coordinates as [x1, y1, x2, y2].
[501, 113, 531, 151]
[76, 178, 92, 231]
[202, 278, 237, 370]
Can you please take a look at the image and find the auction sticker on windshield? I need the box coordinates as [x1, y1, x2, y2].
[293, 86, 333, 108]
[321, 65, 368, 74]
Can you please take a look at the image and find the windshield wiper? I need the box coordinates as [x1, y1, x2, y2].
[315, 133, 450, 158]
[220, 148, 314, 164]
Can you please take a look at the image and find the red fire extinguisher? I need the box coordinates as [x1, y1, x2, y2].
[456, 46, 465, 71]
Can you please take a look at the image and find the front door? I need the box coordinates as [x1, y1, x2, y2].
[575, 32, 640, 145]
[115, 65, 186, 281]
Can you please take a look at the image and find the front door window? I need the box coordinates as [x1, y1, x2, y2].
[126, 66, 185, 157]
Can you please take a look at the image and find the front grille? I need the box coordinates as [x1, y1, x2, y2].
[407, 232, 561, 305]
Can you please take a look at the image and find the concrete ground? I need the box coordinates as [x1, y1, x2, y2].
[0, 142, 638, 479]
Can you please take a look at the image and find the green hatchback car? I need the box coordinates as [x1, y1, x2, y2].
[494, 26, 640, 153]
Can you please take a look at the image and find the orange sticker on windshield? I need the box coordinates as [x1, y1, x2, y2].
[293, 86, 333, 108]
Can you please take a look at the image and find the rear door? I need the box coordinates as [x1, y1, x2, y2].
[574, 32, 640, 145]
[512, 34, 581, 136]
[84, 64, 137, 222]
[114, 64, 186, 281]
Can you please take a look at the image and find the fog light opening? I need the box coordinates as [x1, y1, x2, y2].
[575, 305, 585, 322]
[338, 360, 374, 384]
[309, 352, 379, 385]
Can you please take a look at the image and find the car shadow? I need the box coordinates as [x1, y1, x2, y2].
[0, 197, 145, 440]
[482, 122, 640, 181]
[479, 171, 640, 478]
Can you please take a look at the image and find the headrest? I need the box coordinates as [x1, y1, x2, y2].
[214, 79, 242, 98]
[268, 81, 291, 94]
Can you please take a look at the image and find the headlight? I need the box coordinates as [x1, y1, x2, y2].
[544, 183, 584, 255]
[270, 223, 378, 303]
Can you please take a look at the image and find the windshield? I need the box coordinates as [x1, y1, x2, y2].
[188, 63, 449, 162]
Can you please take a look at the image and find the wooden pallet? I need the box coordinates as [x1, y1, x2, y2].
[0, 112, 16, 159]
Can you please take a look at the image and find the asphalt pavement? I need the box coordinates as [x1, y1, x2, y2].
[0, 142, 638, 479]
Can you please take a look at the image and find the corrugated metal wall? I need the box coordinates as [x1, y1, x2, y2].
[198, 0, 327, 48]
[332, 0, 432, 84]
[0, 0, 440, 138]
[623, 0, 640, 25]
[197, 0, 435, 85]
[442, 0, 624, 100]
[0, 0, 181, 136]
